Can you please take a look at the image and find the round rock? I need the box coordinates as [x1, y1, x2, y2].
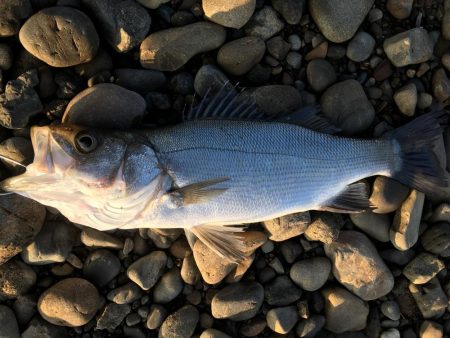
[159, 305, 199, 338]
[0, 260, 36, 299]
[19, 7, 99, 67]
[346, 31, 375, 62]
[271, 0, 304, 25]
[290, 257, 331, 291]
[266, 306, 298, 334]
[127, 251, 167, 290]
[403, 252, 445, 284]
[217, 37, 265, 76]
[62, 83, 146, 129]
[38, 278, 100, 327]
[264, 275, 302, 306]
[140, 22, 226, 71]
[0, 305, 20, 338]
[83, 249, 121, 287]
[107, 282, 143, 305]
[194, 65, 230, 97]
[421, 223, 450, 257]
[387, 0, 413, 19]
[370, 176, 410, 214]
[350, 211, 390, 242]
[380, 301, 400, 321]
[393, 83, 417, 116]
[306, 59, 337, 92]
[295, 315, 325, 338]
[248, 85, 302, 116]
[153, 268, 183, 303]
[203, 0, 255, 29]
[320, 79, 375, 135]
[244, 6, 284, 41]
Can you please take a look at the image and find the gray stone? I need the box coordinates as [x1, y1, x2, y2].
[286, 52, 302, 69]
[127, 251, 167, 290]
[380, 328, 400, 338]
[244, 6, 285, 40]
[384, 28, 434, 67]
[350, 211, 390, 242]
[0, 136, 33, 175]
[403, 253, 445, 284]
[409, 278, 448, 319]
[136, 0, 169, 9]
[107, 282, 143, 305]
[271, 0, 304, 25]
[266, 306, 298, 334]
[309, 0, 374, 43]
[21, 317, 68, 338]
[80, 227, 123, 250]
[380, 301, 401, 321]
[432, 68, 450, 103]
[153, 268, 183, 303]
[321, 79, 375, 135]
[370, 176, 410, 214]
[0, 260, 36, 299]
[211, 282, 264, 321]
[0, 0, 32, 37]
[306, 59, 336, 92]
[346, 32, 375, 62]
[267, 36, 291, 60]
[421, 223, 450, 257]
[12, 295, 37, 325]
[96, 303, 131, 331]
[140, 22, 226, 71]
[0, 305, 19, 338]
[62, 83, 146, 130]
[295, 315, 325, 338]
[203, 0, 256, 29]
[304, 212, 341, 243]
[146, 304, 167, 330]
[247, 85, 302, 116]
[83, 249, 121, 287]
[180, 254, 201, 285]
[194, 65, 230, 97]
[290, 257, 331, 291]
[386, 0, 413, 19]
[19, 7, 99, 67]
[264, 275, 302, 306]
[0, 44, 12, 70]
[444, 0, 450, 40]
[159, 305, 199, 338]
[280, 240, 303, 263]
[263, 212, 310, 241]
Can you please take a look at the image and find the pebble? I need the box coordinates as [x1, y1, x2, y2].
[322, 287, 369, 333]
[96, 303, 131, 331]
[0, 305, 20, 338]
[370, 176, 410, 214]
[159, 305, 199, 338]
[0, 69, 43, 129]
[420, 320, 443, 338]
[264, 275, 302, 306]
[0, 44, 12, 70]
[0, 136, 33, 174]
[127, 251, 167, 290]
[263, 212, 310, 241]
[444, 0, 450, 40]
[390, 189, 425, 251]
[286, 52, 302, 69]
[266, 36, 290, 60]
[417, 92, 433, 110]
[38, 278, 100, 327]
[211, 282, 264, 321]
[180, 254, 201, 285]
[443, 51, 450, 72]
[0, 260, 37, 298]
[200, 329, 232, 338]
[409, 278, 448, 318]
[80, 227, 123, 250]
[0, 0, 32, 37]
[13, 294, 37, 325]
[346, 32, 375, 62]
[203, 0, 255, 29]
[244, 6, 285, 41]
[306, 59, 336, 92]
[82, 0, 150, 53]
[113, 69, 166, 95]
[288, 34, 302, 51]
[22, 221, 77, 265]
[136, 0, 169, 9]
[280, 240, 303, 263]
[170, 72, 194, 95]
[381, 301, 401, 321]
[217, 37, 265, 76]
[194, 65, 230, 97]
[107, 282, 143, 304]
[383, 28, 434, 67]
[266, 305, 298, 334]
[19, 7, 99, 67]
[83, 249, 121, 287]
[432, 68, 450, 103]
[309, 0, 374, 43]
[387, 0, 413, 19]
[320, 79, 375, 135]
[304, 213, 341, 243]
[305, 41, 328, 61]
[146, 304, 167, 329]
[403, 253, 445, 284]
[271, 0, 304, 25]
[325, 231, 394, 300]
[290, 257, 331, 291]
[140, 22, 226, 71]
[296, 315, 325, 338]
[247, 85, 302, 116]
[226, 254, 255, 283]
[421, 223, 450, 257]
[62, 83, 146, 129]
[153, 268, 183, 303]
[21, 317, 68, 338]
[381, 328, 401, 338]
[0, 193, 45, 265]
[350, 211, 390, 242]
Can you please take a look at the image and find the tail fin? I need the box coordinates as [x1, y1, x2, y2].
[390, 110, 448, 194]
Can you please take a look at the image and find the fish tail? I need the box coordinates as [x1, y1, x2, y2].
[389, 109, 448, 194]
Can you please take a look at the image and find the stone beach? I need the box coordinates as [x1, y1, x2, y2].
[0, 0, 448, 337]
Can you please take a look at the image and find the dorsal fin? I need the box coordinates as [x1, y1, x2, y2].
[321, 182, 372, 213]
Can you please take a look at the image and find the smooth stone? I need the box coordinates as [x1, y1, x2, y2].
[200, 328, 232, 338]
[0, 193, 45, 265]
[271, 0, 304, 25]
[0, 44, 12, 70]
[153, 268, 183, 303]
[295, 315, 325, 338]
[387, 0, 413, 19]
[113, 69, 166, 95]
[288, 34, 302, 51]
[226, 254, 255, 283]
[211, 282, 264, 321]
[390, 189, 425, 251]
[383, 28, 434, 67]
[380, 248, 415, 266]
[21, 317, 68, 338]
[80, 227, 123, 250]
[127, 251, 167, 290]
[421, 223, 450, 257]
[194, 65, 230, 97]
[0, 69, 43, 129]
[146, 304, 167, 329]
[0, 136, 33, 174]
[444, 0, 450, 40]
[442, 52, 450, 72]
[244, 6, 285, 41]
[264, 275, 302, 306]
[96, 303, 131, 331]
[290, 257, 331, 291]
[403, 253, 445, 284]
[380, 328, 400, 338]
[420, 320, 443, 338]
[62, 83, 146, 129]
[38, 278, 100, 327]
[0, 0, 32, 37]
[306, 59, 336, 92]
[247, 85, 302, 116]
[217, 37, 265, 76]
[432, 68, 450, 103]
[346, 32, 375, 62]
[286, 52, 302, 69]
[309, 0, 374, 43]
[12, 295, 37, 325]
[409, 278, 448, 319]
[136, 0, 169, 9]
[304, 212, 341, 244]
[140, 22, 226, 71]
[203, 0, 256, 29]
[19, 7, 99, 67]
[370, 176, 410, 214]
[169, 72, 194, 95]
[418, 92, 434, 110]
[0, 260, 36, 299]
[320, 79, 375, 135]
[107, 282, 143, 304]
[180, 254, 201, 285]
[266, 306, 298, 334]
[82, 0, 150, 53]
[159, 305, 199, 338]
[325, 231, 394, 300]
[381, 301, 401, 321]
[0, 305, 20, 338]
[322, 287, 369, 333]
[350, 211, 390, 242]
[83, 249, 121, 287]
[280, 240, 303, 264]
[267, 36, 291, 60]
[22, 221, 77, 265]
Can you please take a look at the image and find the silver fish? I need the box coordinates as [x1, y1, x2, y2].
[2, 88, 448, 261]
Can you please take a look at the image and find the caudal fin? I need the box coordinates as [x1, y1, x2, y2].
[390, 109, 448, 194]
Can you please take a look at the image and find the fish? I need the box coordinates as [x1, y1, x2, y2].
[1, 87, 448, 262]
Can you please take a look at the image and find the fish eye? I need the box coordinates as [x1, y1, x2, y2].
[75, 131, 98, 153]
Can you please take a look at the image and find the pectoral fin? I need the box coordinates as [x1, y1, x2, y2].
[170, 177, 229, 205]
[321, 182, 372, 213]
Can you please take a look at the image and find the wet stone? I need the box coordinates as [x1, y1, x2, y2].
[159, 305, 199, 338]
[83, 249, 121, 287]
[290, 257, 331, 291]
[96, 303, 131, 331]
[0, 260, 36, 299]
[244, 6, 285, 41]
[266, 305, 298, 334]
[444, 0, 450, 40]
[200, 328, 232, 338]
[264, 275, 302, 306]
[127, 251, 167, 290]
[403, 253, 445, 285]
[202, 0, 256, 29]
[181, 254, 201, 285]
[280, 240, 303, 264]
[421, 223, 450, 257]
[263, 212, 310, 241]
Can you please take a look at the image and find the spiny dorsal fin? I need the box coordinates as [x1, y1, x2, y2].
[321, 182, 372, 213]
[171, 177, 229, 205]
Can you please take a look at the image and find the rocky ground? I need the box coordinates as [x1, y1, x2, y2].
[0, 0, 449, 337]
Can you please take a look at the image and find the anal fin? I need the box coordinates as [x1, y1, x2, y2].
[321, 182, 372, 213]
